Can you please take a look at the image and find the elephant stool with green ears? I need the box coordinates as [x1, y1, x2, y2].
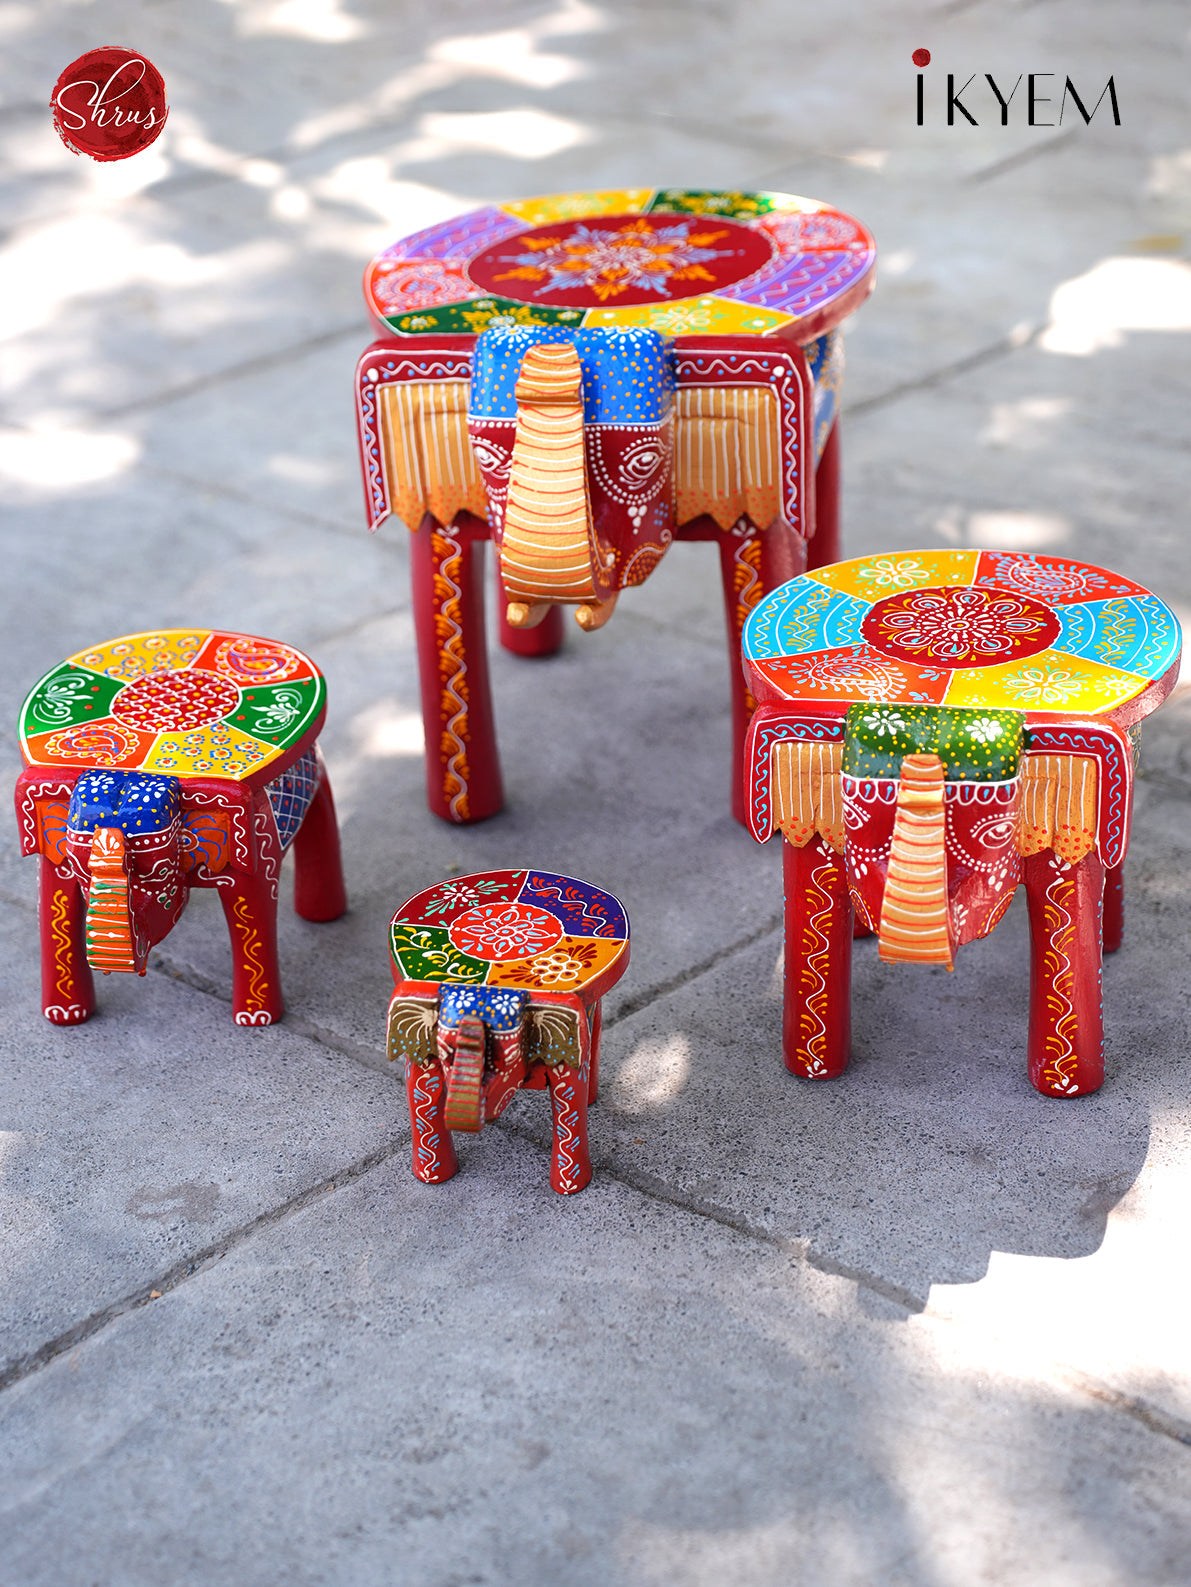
[741, 551, 1182, 1096]
[386, 869, 630, 1193]
[14, 627, 347, 1027]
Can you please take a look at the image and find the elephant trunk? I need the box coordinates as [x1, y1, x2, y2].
[500, 342, 616, 632]
[443, 1014, 487, 1132]
[877, 753, 954, 969]
[85, 826, 141, 975]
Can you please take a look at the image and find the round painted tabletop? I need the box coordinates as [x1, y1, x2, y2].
[742, 550, 1181, 722]
[19, 629, 326, 783]
[364, 188, 875, 346]
[390, 870, 630, 1002]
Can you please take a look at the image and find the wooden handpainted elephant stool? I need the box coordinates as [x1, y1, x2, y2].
[741, 551, 1182, 1096]
[355, 187, 874, 826]
[387, 869, 630, 1193]
[15, 628, 347, 1026]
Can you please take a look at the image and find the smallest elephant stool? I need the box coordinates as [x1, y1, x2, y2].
[15, 627, 347, 1026]
[387, 869, 630, 1194]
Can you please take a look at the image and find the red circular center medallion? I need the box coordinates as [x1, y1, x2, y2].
[51, 48, 168, 162]
[467, 212, 774, 309]
[448, 902, 564, 962]
[861, 585, 1060, 668]
[112, 670, 239, 732]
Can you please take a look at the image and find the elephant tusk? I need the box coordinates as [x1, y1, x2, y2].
[575, 594, 618, 632]
[505, 599, 554, 630]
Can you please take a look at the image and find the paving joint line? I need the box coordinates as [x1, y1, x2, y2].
[844, 323, 1040, 419]
[605, 913, 783, 1027]
[140, 464, 370, 542]
[0, 1136, 408, 1395]
[93, 320, 371, 420]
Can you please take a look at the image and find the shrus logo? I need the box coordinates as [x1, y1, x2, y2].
[51, 47, 168, 161]
[912, 48, 1120, 127]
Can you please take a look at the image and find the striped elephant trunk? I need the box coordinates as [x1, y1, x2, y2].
[85, 826, 139, 974]
[877, 753, 953, 968]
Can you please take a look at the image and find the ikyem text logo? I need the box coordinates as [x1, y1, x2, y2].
[912, 48, 1120, 127]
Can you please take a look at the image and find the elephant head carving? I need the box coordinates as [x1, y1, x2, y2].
[747, 700, 1135, 970]
[388, 977, 590, 1132]
[65, 769, 188, 974]
[467, 325, 675, 632]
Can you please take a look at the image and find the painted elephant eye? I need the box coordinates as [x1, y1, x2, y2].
[618, 439, 666, 488]
[470, 438, 511, 477]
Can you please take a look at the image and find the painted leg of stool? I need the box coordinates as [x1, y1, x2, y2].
[1103, 860, 1124, 954]
[292, 758, 347, 923]
[409, 515, 503, 825]
[220, 795, 284, 1026]
[807, 421, 840, 571]
[39, 859, 94, 1025]
[587, 1002, 601, 1105]
[720, 521, 804, 827]
[406, 1062, 459, 1183]
[783, 834, 853, 1078]
[547, 1057, 592, 1194]
[497, 574, 564, 657]
[1024, 849, 1106, 1097]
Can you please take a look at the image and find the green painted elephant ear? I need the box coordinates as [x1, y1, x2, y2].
[525, 993, 590, 1072]
[387, 982, 439, 1067]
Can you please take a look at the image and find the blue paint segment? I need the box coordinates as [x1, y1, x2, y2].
[743, 577, 867, 660]
[470, 326, 673, 423]
[1051, 596, 1181, 677]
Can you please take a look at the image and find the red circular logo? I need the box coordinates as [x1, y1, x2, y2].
[861, 585, 1060, 668]
[51, 48, 167, 162]
[912, 48, 931, 67]
[467, 213, 774, 309]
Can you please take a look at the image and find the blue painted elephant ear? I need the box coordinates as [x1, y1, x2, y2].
[68, 769, 180, 836]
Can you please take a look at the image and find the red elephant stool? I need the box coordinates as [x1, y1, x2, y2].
[386, 869, 630, 1193]
[15, 627, 347, 1026]
[740, 550, 1181, 1096]
[355, 186, 875, 826]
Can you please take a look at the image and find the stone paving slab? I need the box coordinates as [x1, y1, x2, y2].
[2, 1135, 1190, 1587]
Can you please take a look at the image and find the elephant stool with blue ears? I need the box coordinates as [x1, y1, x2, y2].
[15, 627, 347, 1026]
[356, 184, 877, 828]
[386, 869, 630, 1193]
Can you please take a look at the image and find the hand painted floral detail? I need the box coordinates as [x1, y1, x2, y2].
[855, 557, 932, 590]
[448, 902, 564, 962]
[966, 716, 1004, 745]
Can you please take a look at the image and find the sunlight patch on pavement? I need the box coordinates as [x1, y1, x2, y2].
[609, 1033, 691, 1113]
[0, 426, 139, 489]
[1041, 257, 1191, 355]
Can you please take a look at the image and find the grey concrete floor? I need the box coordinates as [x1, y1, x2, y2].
[2, 2, 1191, 1582]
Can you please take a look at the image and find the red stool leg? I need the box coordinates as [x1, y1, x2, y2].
[38, 859, 94, 1024]
[546, 1058, 592, 1194]
[497, 572, 565, 657]
[219, 793, 285, 1026]
[783, 835, 853, 1078]
[1023, 849, 1106, 1096]
[409, 515, 503, 825]
[719, 520, 804, 827]
[806, 421, 840, 572]
[291, 761, 347, 923]
[1102, 860, 1124, 954]
[587, 1001, 601, 1105]
[406, 1062, 459, 1183]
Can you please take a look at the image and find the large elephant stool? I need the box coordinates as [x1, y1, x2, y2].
[15, 627, 347, 1026]
[387, 868, 630, 1193]
[741, 550, 1181, 1096]
[355, 186, 875, 826]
